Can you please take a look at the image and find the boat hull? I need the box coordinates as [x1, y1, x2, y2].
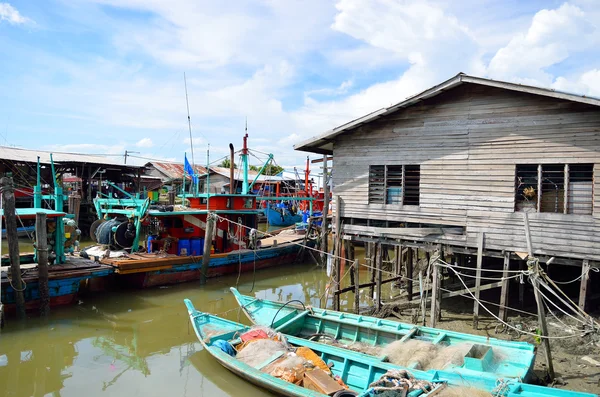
[1, 268, 113, 312]
[120, 242, 309, 288]
[264, 206, 303, 227]
[231, 288, 536, 384]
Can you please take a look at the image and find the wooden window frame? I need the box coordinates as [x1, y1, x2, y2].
[515, 163, 594, 215]
[368, 164, 420, 206]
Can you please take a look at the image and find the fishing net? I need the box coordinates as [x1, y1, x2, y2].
[236, 339, 288, 368]
[383, 340, 472, 370]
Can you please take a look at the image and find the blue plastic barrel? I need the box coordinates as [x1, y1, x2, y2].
[302, 211, 309, 223]
[178, 239, 191, 256]
[190, 238, 204, 256]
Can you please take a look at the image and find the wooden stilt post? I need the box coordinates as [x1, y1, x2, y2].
[579, 259, 590, 311]
[332, 196, 342, 312]
[430, 261, 440, 327]
[347, 240, 354, 287]
[200, 212, 215, 285]
[1, 177, 26, 319]
[353, 253, 360, 314]
[368, 242, 375, 298]
[320, 155, 329, 266]
[406, 247, 414, 301]
[393, 245, 400, 276]
[473, 232, 484, 329]
[36, 212, 50, 317]
[499, 251, 511, 322]
[532, 265, 556, 380]
[375, 243, 382, 312]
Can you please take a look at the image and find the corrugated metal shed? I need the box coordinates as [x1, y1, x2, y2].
[147, 161, 208, 182]
[0, 145, 141, 168]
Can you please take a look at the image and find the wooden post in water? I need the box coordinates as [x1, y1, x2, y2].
[200, 213, 215, 285]
[68, 194, 82, 225]
[406, 247, 413, 301]
[532, 263, 555, 380]
[430, 261, 440, 328]
[579, 259, 590, 311]
[499, 251, 511, 322]
[1, 177, 26, 319]
[332, 196, 342, 311]
[369, 242, 376, 298]
[473, 232, 484, 329]
[375, 243, 382, 312]
[36, 212, 50, 316]
[320, 155, 329, 266]
[351, 244, 360, 314]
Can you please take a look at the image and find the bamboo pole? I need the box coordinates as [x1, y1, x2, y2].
[430, 262, 440, 327]
[200, 213, 215, 285]
[36, 212, 50, 316]
[1, 177, 26, 319]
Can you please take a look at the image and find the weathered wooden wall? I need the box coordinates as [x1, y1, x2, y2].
[333, 84, 600, 261]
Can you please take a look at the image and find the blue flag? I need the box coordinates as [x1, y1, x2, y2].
[184, 154, 198, 185]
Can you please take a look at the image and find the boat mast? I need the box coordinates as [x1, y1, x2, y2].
[184, 72, 196, 197]
[241, 120, 249, 194]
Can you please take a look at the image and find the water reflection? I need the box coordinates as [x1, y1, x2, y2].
[0, 260, 377, 396]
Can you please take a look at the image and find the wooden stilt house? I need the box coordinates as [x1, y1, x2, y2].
[295, 72, 600, 313]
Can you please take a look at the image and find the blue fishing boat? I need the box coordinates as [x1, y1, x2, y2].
[264, 202, 304, 227]
[230, 288, 536, 383]
[185, 299, 597, 397]
[1, 225, 35, 238]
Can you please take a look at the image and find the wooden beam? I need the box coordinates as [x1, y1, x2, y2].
[1, 177, 25, 319]
[522, 212, 533, 257]
[563, 164, 569, 214]
[537, 164, 542, 213]
[310, 156, 333, 164]
[498, 251, 511, 322]
[430, 262, 440, 328]
[532, 269, 555, 380]
[473, 232, 484, 329]
[376, 243, 383, 312]
[579, 259, 590, 311]
[344, 224, 464, 238]
[36, 212, 50, 317]
[200, 213, 215, 285]
[320, 154, 329, 266]
[351, 244, 359, 314]
[335, 275, 403, 295]
[443, 281, 503, 299]
[406, 247, 414, 301]
[333, 195, 342, 311]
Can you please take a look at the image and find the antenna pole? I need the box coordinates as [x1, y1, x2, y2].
[184, 72, 196, 194]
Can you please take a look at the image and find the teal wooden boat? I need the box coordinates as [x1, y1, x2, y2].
[185, 299, 598, 397]
[184, 298, 451, 396]
[230, 288, 536, 383]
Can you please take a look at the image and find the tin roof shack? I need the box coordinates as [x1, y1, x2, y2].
[0, 146, 145, 236]
[295, 73, 600, 317]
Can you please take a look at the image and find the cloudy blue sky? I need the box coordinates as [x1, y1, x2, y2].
[1, 0, 599, 168]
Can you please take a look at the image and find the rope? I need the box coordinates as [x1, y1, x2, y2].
[443, 262, 587, 340]
[548, 267, 599, 285]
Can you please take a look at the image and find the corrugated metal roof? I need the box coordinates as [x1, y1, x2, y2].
[294, 72, 600, 154]
[149, 161, 208, 181]
[0, 145, 142, 168]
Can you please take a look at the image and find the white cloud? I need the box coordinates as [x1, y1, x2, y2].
[553, 69, 600, 97]
[135, 137, 153, 148]
[488, 3, 599, 84]
[0, 2, 30, 25]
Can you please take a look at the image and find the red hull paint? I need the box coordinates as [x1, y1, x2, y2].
[2, 293, 77, 314]
[121, 253, 299, 288]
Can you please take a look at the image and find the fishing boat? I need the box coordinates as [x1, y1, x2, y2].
[89, 135, 315, 288]
[1, 225, 35, 238]
[264, 202, 304, 227]
[230, 288, 536, 383]
[184, 299, 598, 397]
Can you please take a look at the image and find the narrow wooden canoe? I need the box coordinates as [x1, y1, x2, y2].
[230, 287, 536, 383]
[185, 299, 598, 397]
